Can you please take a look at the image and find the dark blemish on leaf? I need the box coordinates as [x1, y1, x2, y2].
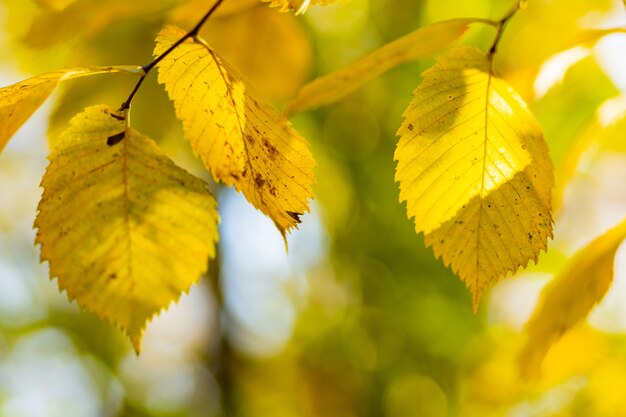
[254, 174, 265, 188]
[108, 273, 117, 281]
[107, 132, 125, 146]
[528, 233, 533, 242]
[245, 134, 255, 144]
[407, 124, 414, 131]
[263, 138, 278, 160]
[270, 186, 277, 196]
[287, 211, 302, 223]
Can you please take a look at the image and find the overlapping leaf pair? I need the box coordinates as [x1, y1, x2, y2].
[0, 14, 316, 350]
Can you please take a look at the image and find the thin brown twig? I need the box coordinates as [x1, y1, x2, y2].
[489, 0, 526, 57]
[119, 0, 224, 111]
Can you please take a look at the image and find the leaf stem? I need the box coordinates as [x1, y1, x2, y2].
[488, 0, 526, 57]
[119, 0, 224, 111]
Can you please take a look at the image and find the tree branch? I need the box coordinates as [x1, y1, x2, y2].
[119, 0, 224, 111]
[489, 0, 526, 57]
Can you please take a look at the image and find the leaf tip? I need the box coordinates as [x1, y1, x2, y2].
[129, 331, 144, 355]
[471, 289, 483, 314]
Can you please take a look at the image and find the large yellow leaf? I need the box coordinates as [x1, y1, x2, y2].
[395, 46, 553, 307]
[36, 105, 219, 352]
[0, 66, 141, 153]
[520, 218, 626, 377]
[263, 0, 343, 15]
[285, 18, 476, 116]
[155, 25, 315, 237]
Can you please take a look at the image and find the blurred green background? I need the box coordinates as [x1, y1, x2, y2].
[1, 0, 626, 416]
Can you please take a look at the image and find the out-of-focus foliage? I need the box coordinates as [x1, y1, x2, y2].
[285, 18, 474, 116]
[1, 0, 626, 416]
[521, 217, 626, 378]
[264, 0, 344, 15]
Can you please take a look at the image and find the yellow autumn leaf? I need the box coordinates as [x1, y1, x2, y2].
[155, 25, 315, 237]
[203, 4, 312, 100]
[520, 218, 626, 378]
[0, 66, 141, 153]
[35, 105, 220, 352]
[263, 0, 343, 15]
[395, 46, 553, 307]
[285, 18, 477, 116]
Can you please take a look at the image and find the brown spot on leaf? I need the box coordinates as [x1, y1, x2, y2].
[263, 138, 278, 161]
[287, 211, 302, 224]
[407, 124, 414, 131]
[107, 132, 125, 146]
[254, 174, 265, 188]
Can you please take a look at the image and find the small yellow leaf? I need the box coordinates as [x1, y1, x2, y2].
[520, 218, 626, 378]
[285, 18, 475, 116]
[0, 66, 141, 153]
[263, 0, 343, 15]
[36, 105, 220, 352]
[155, 25, 315, 237]
[395, 46, 553, 307]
